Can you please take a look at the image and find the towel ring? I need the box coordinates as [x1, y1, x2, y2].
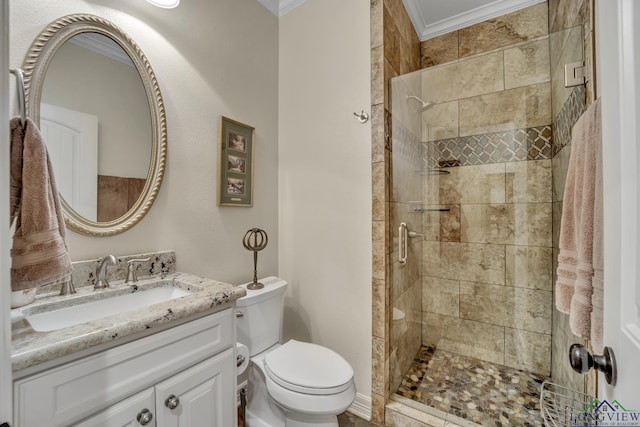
[9, 68, 26, 126]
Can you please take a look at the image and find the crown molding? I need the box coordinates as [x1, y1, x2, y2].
[255, 0, 279, 16]
[406, 0, 546, 41]
[68, 33, 133, 67]
[256, 0, 308, 17]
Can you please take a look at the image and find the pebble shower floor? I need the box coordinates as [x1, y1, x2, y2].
[397, 346, 548, 426]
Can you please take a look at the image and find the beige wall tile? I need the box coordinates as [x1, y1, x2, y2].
[390, 280, 422, 392]
[422, 276, 460, 316]
[551, 308, 587, 390]
[391, 154, 422, 203]
[552, 144, 572, 202]
[371, 336, 386, 395]
[514, 203, 553, 247]
[506, 159, 553, 203]
[371, 104, 386, 162]
[371, 392, 386, 425]
[506, 245, 553, 291]
[384, 6, 401, 74]
[423, 100, 459, 141]
[420, 61, 458, 104]
[459, 3, 549, 57]
[550, 26, 583, 119]
[373, 220, 387, 280]
[460, 204, 516, 245]
[372, 160, 387, 205]
[504, 38, 551, 89]
[384, 0, 419, 51]
[421, 52, 504, 104]
[386, 401, 446, 427]
[505, 328, 552, 375]
[422, 204, 460, 242]
[421, 31, 459, 68]
[552, 201, 563, 249]
[422, 312, 505, 364]
[456, 52, 505, 99]
[373, 278, 387, 339]
[459, 282, 552, 333]
[459, 83, 551, 136]
[371, 0, 383, 49]
[425, 163, 506, 205]
[549, 0, 585, 33]
[391, 71, 421, 130]
[461, 202, 551, 247]
[371, 46, 384, 106]
[423, 241, 505, 285]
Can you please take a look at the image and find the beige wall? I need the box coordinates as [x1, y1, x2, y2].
[10, 0, 279, 285]
[278, 0, 373, 412]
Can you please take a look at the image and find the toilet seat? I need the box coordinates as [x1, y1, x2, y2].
[264, 340, 354, 395]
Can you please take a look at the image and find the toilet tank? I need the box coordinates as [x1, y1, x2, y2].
[236, 276, 288, 356]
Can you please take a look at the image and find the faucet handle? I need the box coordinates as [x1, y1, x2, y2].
[126, 258, 151, 283]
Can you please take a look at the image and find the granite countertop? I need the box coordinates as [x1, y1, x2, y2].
[10, 271, 246, 373]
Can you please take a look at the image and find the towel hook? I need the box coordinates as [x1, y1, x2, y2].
[353, 110, 369, 124]
[9, 68, 26, 127]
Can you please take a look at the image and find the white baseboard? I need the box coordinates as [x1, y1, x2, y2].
[347, 393, 372, 421]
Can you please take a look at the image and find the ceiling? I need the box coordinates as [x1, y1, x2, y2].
[256, 0, 545, 41]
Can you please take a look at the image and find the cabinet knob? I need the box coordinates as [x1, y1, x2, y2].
[136, 408, 153, 425]
[165, 394, 180, 410]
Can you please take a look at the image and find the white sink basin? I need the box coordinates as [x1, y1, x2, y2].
[24, 285, 192, 332]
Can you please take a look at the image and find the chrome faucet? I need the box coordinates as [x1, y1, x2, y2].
[95, 255, 117, 289]
[125, 257, 150, 284]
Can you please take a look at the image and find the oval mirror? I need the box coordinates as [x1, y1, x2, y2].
[22, 14, 167, 236]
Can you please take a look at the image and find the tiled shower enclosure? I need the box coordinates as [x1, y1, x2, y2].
[372, 0, 596, 424]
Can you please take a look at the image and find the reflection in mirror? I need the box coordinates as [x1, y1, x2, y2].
[41, 33, 152, 222]
[23, 14, 167, 236]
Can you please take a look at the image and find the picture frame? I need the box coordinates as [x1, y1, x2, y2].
[218, 116, 255, 207]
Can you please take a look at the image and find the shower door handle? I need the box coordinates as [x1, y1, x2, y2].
[399, 223, 408, 266]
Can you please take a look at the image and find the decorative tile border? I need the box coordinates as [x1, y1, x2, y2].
[422, 125, 553, 168]
[552, 85, 586, 156]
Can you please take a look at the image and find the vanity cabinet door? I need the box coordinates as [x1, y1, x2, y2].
[155, 348, 234, 427]
[73, 387, 156, 427]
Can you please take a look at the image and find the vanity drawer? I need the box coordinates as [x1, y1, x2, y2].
[14, 308, 233, 427]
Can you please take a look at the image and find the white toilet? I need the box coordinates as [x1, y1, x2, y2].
[236, 277, 356, 427]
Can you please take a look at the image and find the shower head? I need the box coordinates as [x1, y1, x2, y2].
[406, 95, 436, 112]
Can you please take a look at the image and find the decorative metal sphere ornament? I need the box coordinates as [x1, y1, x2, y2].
[242, 228, 268, 290]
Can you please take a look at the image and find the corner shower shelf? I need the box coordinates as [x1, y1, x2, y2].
[540, 380, 596, 427]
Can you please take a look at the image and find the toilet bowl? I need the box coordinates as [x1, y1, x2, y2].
[237, 277, 356, 427]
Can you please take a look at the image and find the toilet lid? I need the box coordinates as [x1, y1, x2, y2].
[264, 340, 354, 395]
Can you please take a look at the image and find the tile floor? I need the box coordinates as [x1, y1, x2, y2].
[396, 345, 548, 426]
[338, 411, 382, 426]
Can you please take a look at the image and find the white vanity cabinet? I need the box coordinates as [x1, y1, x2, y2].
[13, 308, 236, 427]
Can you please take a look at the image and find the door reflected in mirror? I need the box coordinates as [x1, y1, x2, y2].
[41, 32, 152, 223]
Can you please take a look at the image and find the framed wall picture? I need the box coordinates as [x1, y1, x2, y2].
[218, 116, 255, 207]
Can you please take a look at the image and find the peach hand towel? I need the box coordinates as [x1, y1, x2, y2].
[556, 98, 602, 347]
[10, 117, 72, 291]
